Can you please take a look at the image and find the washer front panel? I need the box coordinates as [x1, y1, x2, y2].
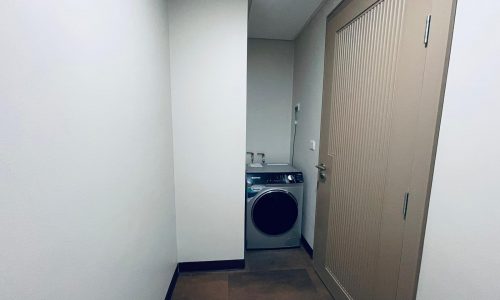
[245, 184, 303, 249]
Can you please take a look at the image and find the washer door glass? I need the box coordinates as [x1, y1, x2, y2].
[252, 190, 298, 235]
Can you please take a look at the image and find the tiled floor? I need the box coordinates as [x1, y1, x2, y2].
[172, 246, 333, 300]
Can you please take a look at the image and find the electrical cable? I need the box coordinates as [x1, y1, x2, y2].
[291, 122, 297, 166]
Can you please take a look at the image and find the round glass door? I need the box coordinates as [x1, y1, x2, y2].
[252, 190, 298, 235]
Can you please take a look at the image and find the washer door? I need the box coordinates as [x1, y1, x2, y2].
[252, 190, 298, 235]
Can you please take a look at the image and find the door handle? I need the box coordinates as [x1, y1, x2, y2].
[315, 163, 327, 171]
[315, 163, 327, 182]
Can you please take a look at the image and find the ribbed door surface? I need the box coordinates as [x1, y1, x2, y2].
[324, 1, 405, 299]
[314, 0, 456, 299]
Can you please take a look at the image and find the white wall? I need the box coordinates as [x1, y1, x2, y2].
[417, 1, 500, 299]
[0, 1, 177, 299]
[247, 39, 294, 164]
[168, 0, 247, 262]
[291, 0, 341, 247]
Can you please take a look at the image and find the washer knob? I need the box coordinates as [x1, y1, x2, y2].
[287, 174, 294, 182]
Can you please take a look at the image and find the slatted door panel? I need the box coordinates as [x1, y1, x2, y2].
[324, 0, 406, 299]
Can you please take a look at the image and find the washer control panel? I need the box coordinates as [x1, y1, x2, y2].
[246, 172, 304, 186]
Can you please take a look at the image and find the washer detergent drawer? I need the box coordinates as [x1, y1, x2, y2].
[246, 185, 265, 198]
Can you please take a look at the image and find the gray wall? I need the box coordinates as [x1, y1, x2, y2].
[0, 0, 177, 299]
[417, 1, 500, 298]
[291, 0, 342, 247]
[247, 39, 295, 164]
[168, 0, 248, 262]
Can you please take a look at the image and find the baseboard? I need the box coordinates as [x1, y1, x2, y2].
[165, 265, 179, 300]
[301, 235, 313, 258]
[178, 259, 245, 273]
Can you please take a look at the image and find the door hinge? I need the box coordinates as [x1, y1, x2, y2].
[424, 15, 432, 48]
[403, 192, 410, 220]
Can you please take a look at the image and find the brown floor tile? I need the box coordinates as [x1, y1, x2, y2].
[172, 272, 228, 300]
[244, 247, 311, 272]
[228, 269, 318, 300]
[171, 247, 333, 300]
[305, 268, 334, 300]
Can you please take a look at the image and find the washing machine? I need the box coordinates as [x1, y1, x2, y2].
[245, 164, 304, 249]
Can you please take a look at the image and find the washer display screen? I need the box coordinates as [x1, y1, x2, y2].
[252, 190, 298, 235]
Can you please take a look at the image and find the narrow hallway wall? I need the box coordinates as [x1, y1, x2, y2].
[168, 0, 248, 262]
[291, 0, 342, 247]
[417, 1, 500, 298]
[0, 1, 177, 299]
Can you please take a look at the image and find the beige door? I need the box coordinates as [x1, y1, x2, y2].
[313, 0, 457, 299]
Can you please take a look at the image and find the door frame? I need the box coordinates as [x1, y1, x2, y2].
[313, 0, 458, 299]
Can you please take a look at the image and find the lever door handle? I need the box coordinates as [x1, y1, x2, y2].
[315, 164, 327, 171]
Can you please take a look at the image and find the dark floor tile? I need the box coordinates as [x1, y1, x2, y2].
[244, 247, 311, 272]
[172, 272, 228, 300]
[228, 269, 318, 300]
[172, 247, 333, 300]
[305, 268, 334, 300]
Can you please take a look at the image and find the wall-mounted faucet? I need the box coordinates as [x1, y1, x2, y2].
[257, 153, 266, 164]
[246, 152, 255, 164]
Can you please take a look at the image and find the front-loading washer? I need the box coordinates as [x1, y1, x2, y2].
[245, 164, 304, 249]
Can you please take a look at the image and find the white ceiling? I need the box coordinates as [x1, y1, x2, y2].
[248, 0, 325, 40]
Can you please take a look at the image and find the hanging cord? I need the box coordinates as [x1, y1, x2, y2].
[291, 105, 299, 166]
[291, 122, 297, 165]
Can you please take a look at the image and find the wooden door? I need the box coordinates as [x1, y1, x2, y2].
[313, 0, 457, 299]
